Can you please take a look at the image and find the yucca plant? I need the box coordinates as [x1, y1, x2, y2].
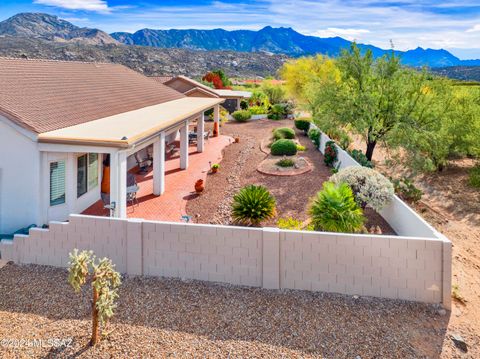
[309, 182, 365, 233]
[231, 185, 276, 226]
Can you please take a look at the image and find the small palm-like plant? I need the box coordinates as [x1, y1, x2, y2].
[231, 185, 276, 226]
[309, 182, 365, 233]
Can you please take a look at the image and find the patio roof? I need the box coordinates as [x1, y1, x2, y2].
[38, 97, 224, 148]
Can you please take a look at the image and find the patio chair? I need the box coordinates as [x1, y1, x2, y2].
[134, 152, 151, 174]
[127, 185, 140, 207]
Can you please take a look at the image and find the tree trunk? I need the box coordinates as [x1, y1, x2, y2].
[90, 286, 99, 346]
[365, 140, 377, 161]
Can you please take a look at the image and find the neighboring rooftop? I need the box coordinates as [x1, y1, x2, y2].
[0, 57, 185, 134]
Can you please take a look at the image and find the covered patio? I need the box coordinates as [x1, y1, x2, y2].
[82, 134, 231, 221]
[37, 97, 225, 221]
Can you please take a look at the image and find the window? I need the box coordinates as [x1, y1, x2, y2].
[77, 154, 87, 197]
[88, 153, 98, 190]
[77, 153, 99, 198]
[50, 161, 66, 206]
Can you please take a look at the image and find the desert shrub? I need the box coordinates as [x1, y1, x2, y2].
[262, 82, 286, 104]
[330, 166, 394, 211]
[392, 177, 423, 203]
[349, 149, 373, 168]
[326, 127, 352, 150]
[324, 140, 338, 167]
[296, 144, 306, 151]
[309, 182, 365, 233]
[271, 139, 298, 156]
[468, 164, 480, 189]
[249, 105, 268, 115]
[232, 110, 252, 122]
[294, 118, 312, 133]
[276, 158, 295, 167]
[268, 103, 292, 120]
[277, 217, 303, 230]
[308, 128, 321, 148]
[273, 127, 295, 140]
[231, 185, 276, 226]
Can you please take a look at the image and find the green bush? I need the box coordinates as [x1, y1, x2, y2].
[248, 105, 268, 115]
[268, 103, 292, 120]
[277, 217, 303, 230]
[276, 158, 295, 167]
[349, 149, 373, 168]
[232, 110, 252, 122]
[468, 164, 480, 189]
[324, 141, 338, 167]
[309, 182, 365, 233]
[294, 118, 312, 133]
[270, 139, 298, 156]
[273, 127, 295, 140]
[326, 128, 352, 150]
[308, 128, 321, 148]
[231, 185, 276, 226]
[392, 177, 423, 203]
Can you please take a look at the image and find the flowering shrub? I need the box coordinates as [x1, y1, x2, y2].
[277, 217, 303, 230]
[324, 141, 338, 167]
[202, 69, 232, 89]
[330, 166, 394, 211]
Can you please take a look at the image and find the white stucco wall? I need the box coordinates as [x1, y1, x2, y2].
[0, 117, 40, 233]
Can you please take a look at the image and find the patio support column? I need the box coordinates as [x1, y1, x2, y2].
[109, 150, 127, 218]
[236, 98, 241, 111]
[180, 120, 189, 170]
[197, 112, 205, 153]
[213, 105, 220, 137]
[153, 132, 165, 196]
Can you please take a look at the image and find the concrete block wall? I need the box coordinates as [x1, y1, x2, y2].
[279, 230, 450, 307]
[142, 221, 262, 287]
[0, 214, 451, 309]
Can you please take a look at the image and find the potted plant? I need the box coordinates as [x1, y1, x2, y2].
[194, 179, 204, 193]
[211, 164, 220, 173]
[234, 137, 240, 143]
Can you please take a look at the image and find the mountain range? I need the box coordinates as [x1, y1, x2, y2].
[1, 13, 479, 68]
[0, 13, 479, 80]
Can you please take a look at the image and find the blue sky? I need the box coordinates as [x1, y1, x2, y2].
[1, 0, 480, 59]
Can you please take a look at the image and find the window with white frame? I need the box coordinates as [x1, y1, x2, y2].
[50, 160, 66, 206]
[77, 153, 99, 198]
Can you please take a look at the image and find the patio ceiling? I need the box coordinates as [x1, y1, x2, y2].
[38, 97, 224, 148]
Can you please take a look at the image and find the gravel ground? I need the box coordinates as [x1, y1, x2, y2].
[187, 119, 395, 234]
[0, 263, 448, 358]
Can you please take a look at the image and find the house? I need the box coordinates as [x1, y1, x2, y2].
[152, 75, 251, 113]
[0, 58, 223, 234]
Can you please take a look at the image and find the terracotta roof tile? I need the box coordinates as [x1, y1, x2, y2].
[151, 76, 174, 84]
[0, 58, 185, 134]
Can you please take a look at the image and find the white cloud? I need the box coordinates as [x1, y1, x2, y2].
[466, 24, 480, 33]
[33, 0, 110, 13]
[312, 28, 370, 41]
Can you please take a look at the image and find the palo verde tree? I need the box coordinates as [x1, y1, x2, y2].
[68, 249, 121, 346]
[334, 43, 445, 161]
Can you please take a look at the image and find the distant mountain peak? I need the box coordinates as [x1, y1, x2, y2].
[0, 12, 117, 45]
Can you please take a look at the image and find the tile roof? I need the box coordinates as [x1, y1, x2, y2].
[0, 57, 185, 134]
[151, 76, 174, 84]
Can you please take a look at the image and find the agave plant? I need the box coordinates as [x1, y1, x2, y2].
[231, 185, 276, 226]
[309, 182, 365, 233]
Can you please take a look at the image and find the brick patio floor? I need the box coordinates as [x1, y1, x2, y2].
[82, 135, 232, 222]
